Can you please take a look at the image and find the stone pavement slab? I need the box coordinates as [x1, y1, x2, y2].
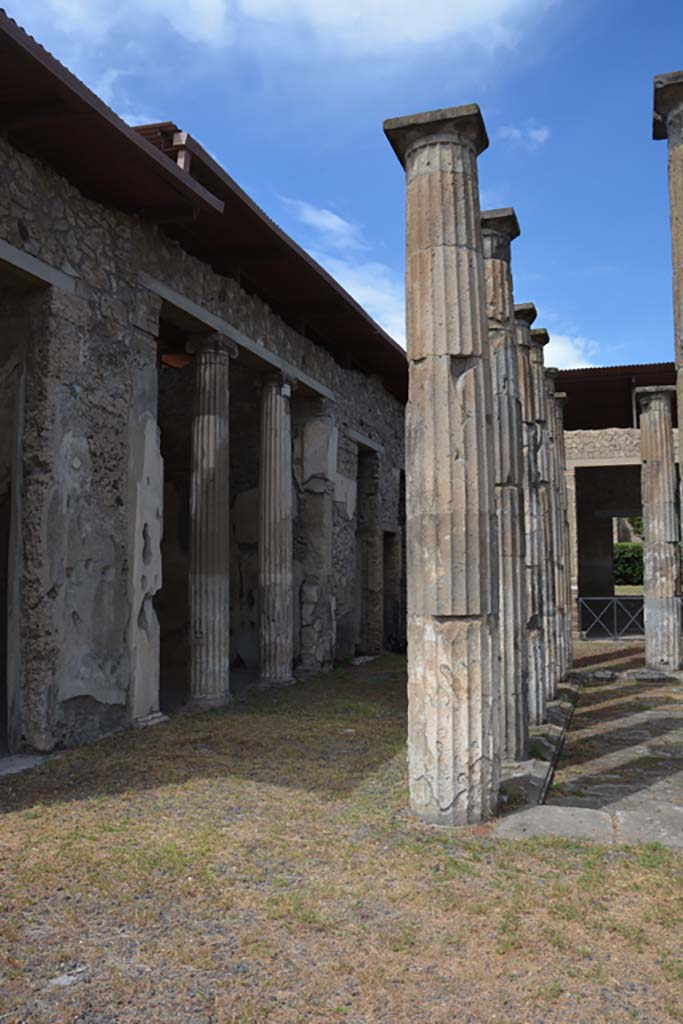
[615, 806, 683, 848]
[0, 755, 44, 776]
[495, 805, 614, 843]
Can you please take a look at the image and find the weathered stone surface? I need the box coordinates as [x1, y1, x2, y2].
[495, 805, 614, 842]
[530, 329, 557, 700]
[615, 806, 683, 848]
[127, 303, 164, 724]
[385, 104, 500, 825]
[0, 126, 406, 750]
[653, 73, 683, 450]
[303, 417, 338, 484]
[296, 404, 336, 675]
[482, 209, 528, 761]
[515, 304, 546, 727]
[0, 753, 45, 776]
[554, 392, 573, 675]
[637, 386, 682, 671]
[188, 333, 235, 705]
[258, 373, 294, 685]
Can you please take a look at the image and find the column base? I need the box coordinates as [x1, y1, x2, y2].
[133, 712, 168, 729]
[187, 694, 231, 711]
[256, 676, 296, 691]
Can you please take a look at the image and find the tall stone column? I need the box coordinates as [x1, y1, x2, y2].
[636, 386, 682, 671]
[566, 463, 579, 634]
[385, 105, 500, 826]
[258, 372, 294, 685]
[481, 209, 528, 761]
[529, 329, 557, 699]
[546, 370, 565, 682]
[187, 333, 237, 705]
[654, 74, 683, 459]
[294, 399, 337, 675]
[555, 392, 574, 674]
[515, 303, 546, 725]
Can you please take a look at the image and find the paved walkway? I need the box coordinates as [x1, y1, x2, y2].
[497, 641, 683, 847]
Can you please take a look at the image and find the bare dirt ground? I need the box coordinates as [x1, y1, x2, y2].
[2, 654, 683, 1024]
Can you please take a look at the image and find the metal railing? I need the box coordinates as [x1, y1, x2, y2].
[579, 597, 644, 640]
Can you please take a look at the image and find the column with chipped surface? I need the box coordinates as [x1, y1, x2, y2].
[481, 208, 528, 761]
[384, 104, 500, 825]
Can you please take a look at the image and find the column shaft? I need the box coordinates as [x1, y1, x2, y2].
[654, 77, 683, 578]
[482, 213, 528, 761]
[258, 373, 294, 684]
[547, 374, 566, 683]
[188, 335, 235, 704]
[638, 388, 682, 671]
[529, 332, 557, 699]
[516, 311, 546, 725]
[385, 106, 500, 826]
[555, 395, 574, 674]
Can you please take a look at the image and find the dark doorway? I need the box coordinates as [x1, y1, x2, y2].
[155, 329, 194, 712]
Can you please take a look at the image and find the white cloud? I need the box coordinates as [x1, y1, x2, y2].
[545, 333, 597, 369]
[316, 253, 406, 345]
[498, 120, 551, 149]
[280, 198, 405, 343]
[14, 0, 553, 56]
[17, 0, 233, 46]
[239, 0, 551, 55]
[281, 198, 367, 253]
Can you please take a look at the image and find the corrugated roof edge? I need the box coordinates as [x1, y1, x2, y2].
[557, 362, 675, 375]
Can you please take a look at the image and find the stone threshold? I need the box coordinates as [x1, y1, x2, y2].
[499, 677, 580, 812]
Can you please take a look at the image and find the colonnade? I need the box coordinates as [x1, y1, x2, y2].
[186, 338, 299, 705]
[385, 103, 573, 826]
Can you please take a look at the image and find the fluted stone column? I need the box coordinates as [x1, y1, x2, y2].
[636, 386, 682, 671]
[654, 74, 683, 464]
[530, 329, 557, 699]
[385, 104, 500, 825]
[187, 333, 237, 705]
[481, 209, 528, 761]
[258, 372, 294, 685]
[555, 392, 574, 675]
[515, 303, 546, 725]
[546, 371, 566, 682]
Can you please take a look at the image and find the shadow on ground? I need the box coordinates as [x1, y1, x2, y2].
[0, 655, 409, 813]
[551, 644, 683, 810]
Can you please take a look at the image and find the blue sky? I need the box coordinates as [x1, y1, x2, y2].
[9, 0, 683, 368]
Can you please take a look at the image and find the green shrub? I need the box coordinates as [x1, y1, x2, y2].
[614, 542, 643, 585]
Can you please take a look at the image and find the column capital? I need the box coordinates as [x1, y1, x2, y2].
[636, 384, 676, 411]
[261, 369, 297, 398]
[529, 327, 550, 348]
[481, 208, 520, 263]
[186, 332, 239, 359]
[653, 71, 683, 140]
[514, 302, 537, 327]
[384, 103, 488, 167]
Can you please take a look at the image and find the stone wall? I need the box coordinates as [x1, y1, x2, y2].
[566, 427, 679, 464]
[0, 134, 405, 749]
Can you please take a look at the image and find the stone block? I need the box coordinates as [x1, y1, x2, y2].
[334, 473, 357, 519]
[303, 417, 338, 483]
[495, 805, 614, 843]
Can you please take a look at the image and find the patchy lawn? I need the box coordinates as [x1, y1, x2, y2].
[1, 654, 683, 1024]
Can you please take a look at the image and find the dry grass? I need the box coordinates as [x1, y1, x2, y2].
[1, 654, 683, 1023]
